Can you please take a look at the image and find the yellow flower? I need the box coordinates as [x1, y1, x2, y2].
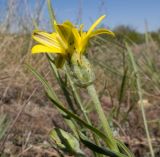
[72, 15, 115, 55]
[31, 15, 114, 67]
[32, 21, 75, 67]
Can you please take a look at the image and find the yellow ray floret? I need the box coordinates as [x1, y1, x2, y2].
[32, 31, 63, 53]
[72, 15, 115, 54]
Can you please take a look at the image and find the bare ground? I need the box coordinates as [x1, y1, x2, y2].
[0, 83, 159, 157]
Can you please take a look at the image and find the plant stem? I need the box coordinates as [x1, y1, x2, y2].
[87, 84, 118, 151]
[65, 66, 103, 157]
[65, 66, 90, 123]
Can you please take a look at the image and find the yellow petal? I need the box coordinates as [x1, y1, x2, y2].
[72, 28, 81, 51]
[72, 28, 81, 40]
[63, 20, 74, 28]
[62, 21, 75, 45]
[32, 44, 63, 54]
[32, 31, 60, 48]
[90, 28, 115, 37]
[72, 28, 81, 44]
[79, 24, 84, 36]
[87, 15, 106, 36]
[57, 24, 73, 41]
[54, 24, 69, 49]
[81, 32, 87, 40]
[53, 20, 57, 25]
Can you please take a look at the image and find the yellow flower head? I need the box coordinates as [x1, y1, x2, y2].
[32, 20, 75, 67]
[72, 15, 115, 54]
[31, 15, 114, 68]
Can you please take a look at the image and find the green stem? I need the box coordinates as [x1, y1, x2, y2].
[87, 84, 118, 151]
[65, 66, 90, 123]
[65, 66, 103, 157]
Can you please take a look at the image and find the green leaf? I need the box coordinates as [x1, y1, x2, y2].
[118, 67, 128, 104]
[116, 140, 134, 157]
[25, 63, 58, 102]
[80, 134, 128, 157]
[50, 128, 85, 156]
[47, 92, 111, 143]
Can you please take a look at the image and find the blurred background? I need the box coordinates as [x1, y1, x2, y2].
[0, 0, 160, 157]
[1, 0, 160, 33]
